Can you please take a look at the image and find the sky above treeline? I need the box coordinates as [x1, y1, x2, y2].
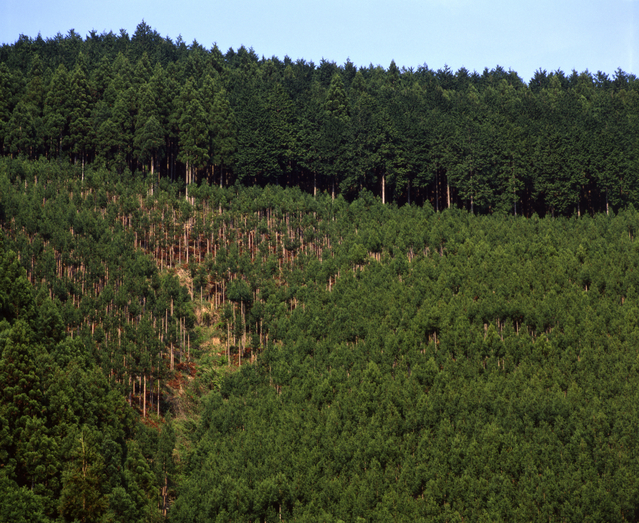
[1, 0, 637, 84]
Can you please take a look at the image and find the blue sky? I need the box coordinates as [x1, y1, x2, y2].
[1, 0, 637, 83]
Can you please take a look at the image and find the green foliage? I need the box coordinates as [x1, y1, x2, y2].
[166, 195, 639, 522]
[3, 154, 639, 519]
[4, 28, 639, 519]
[0, 177, 171, 521]
[59, 425, 108, 522]
[3, 26, 639, 214]
[0, 471, 48, 523]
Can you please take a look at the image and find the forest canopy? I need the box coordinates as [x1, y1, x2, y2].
[2, 21, 639, 523]
[1, 21, 639, 216]
[3, 154, 639, 521]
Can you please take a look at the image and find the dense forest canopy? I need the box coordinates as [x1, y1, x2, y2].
[3, 155, 639, 521]
[2, 21, 639, 523]
[1, 21, 639, 216]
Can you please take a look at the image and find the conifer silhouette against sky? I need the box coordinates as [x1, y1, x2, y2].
[1, 0, 637, 82]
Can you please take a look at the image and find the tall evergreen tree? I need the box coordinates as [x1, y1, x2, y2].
[178, 93, 209, 189]
[43, 64, 71, 157]
[322, 72, 350, 199]
[68, 53, 93, 175]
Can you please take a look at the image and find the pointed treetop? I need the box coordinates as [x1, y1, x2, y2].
[388, 60, 400, 85]
[134, 52, 153, 85]
[74, 52, 88, 76]
[325, 72, 349, 122]
[350, 70, 367, 97]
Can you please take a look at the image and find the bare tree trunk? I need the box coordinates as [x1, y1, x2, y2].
[186, 161, 190, 201]
[162, 474, 168, 517]
[382, 174, 386, 204]
[143, 375, 146, 418]
[241, 301, 246, 357]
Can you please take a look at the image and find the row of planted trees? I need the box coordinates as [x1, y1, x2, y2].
[173, 195, 639, 522]
[13, 154, 631, 379]
[9, 153, 639, 399]
[1, 157, 383, 408]
[1, 157, 378, 372]
[0, 155, 426, 522]
[2, 22, 639, 217]
[6, 154, 639, 520]
[0, 221, 179, 520]
[1, 159, 197, 422]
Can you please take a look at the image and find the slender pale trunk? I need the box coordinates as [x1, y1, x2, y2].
[382, 174, 386, 204]
[162, 474, 168, 516]
[241, 301, 245, 349]
[186, 161, 190, 201]
[237, 303, 242, 367]
[143, 375, 146, 418]
[447, 182, 451, 208]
